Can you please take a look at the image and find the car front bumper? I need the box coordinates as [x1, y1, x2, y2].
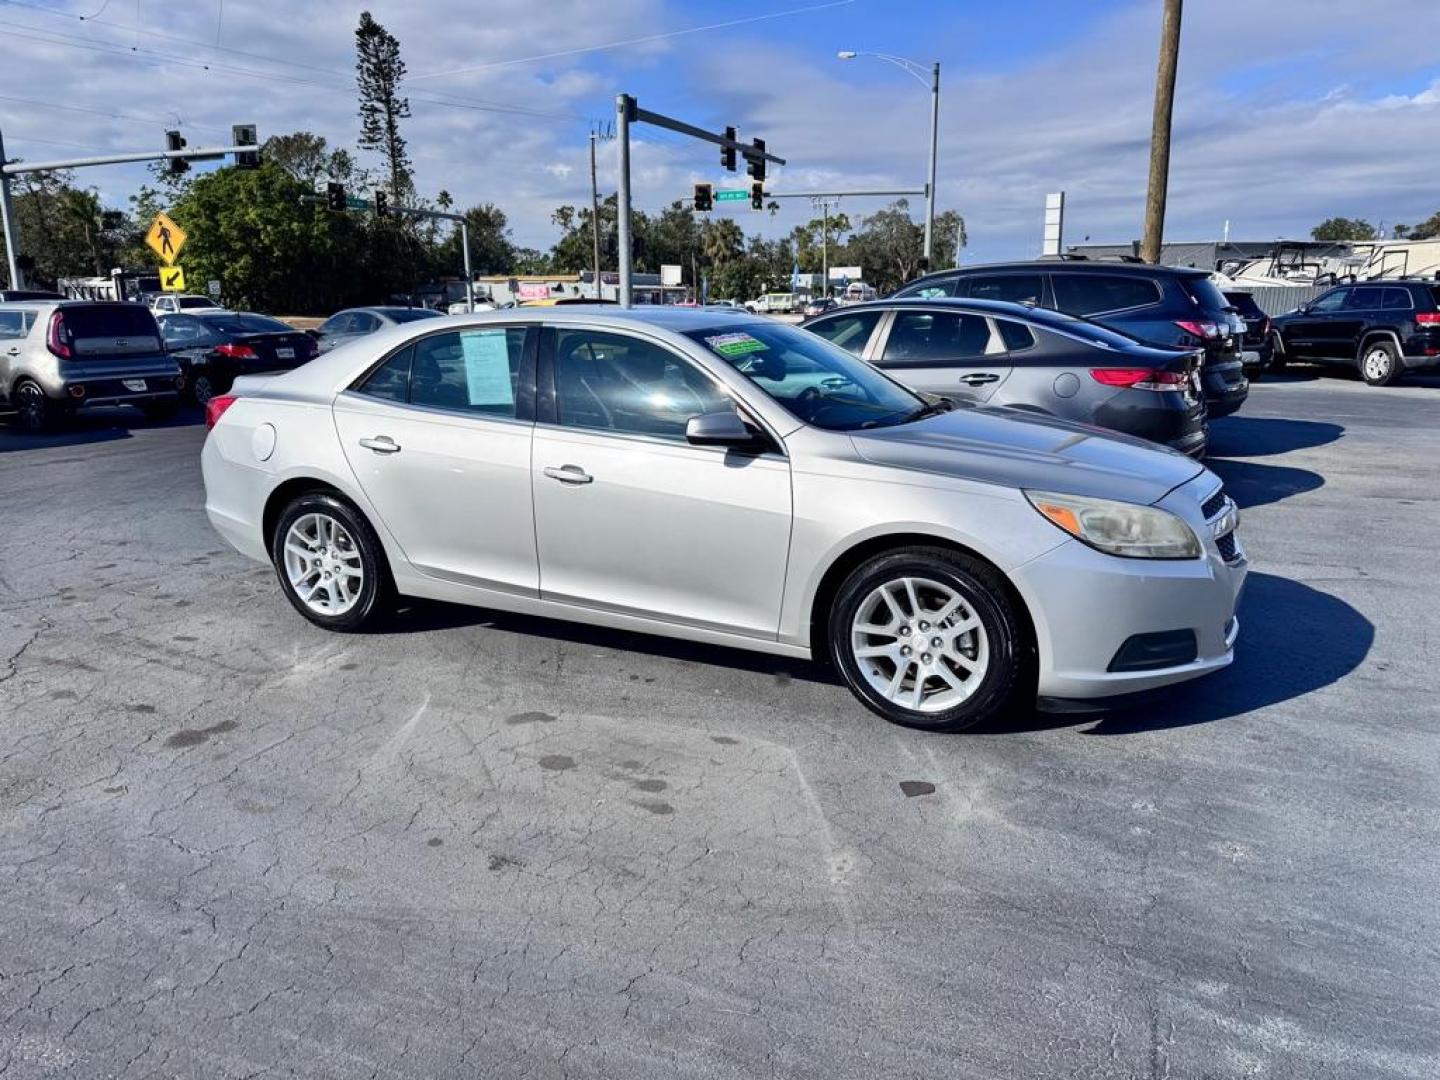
[1010, 533, 1247, 700]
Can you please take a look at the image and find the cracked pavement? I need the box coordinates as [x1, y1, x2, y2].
[1, 372, 1437, 1078]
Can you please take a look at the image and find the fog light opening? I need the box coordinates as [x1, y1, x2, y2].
[68, 384, 86, 399]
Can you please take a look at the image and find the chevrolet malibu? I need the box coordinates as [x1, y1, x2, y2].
[201, 308, 1246, 731]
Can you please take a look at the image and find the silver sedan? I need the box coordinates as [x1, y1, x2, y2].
[201, 308, 1246, 730]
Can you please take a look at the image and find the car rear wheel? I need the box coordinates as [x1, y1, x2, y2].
[13, 380, 53, 433]
[1360, 340, 1402, 387]
[1266, 333, 1286, 374]
[190, 371, 217, 407]
[828, 547, 1031, 731]
[271, 493, 392, 632]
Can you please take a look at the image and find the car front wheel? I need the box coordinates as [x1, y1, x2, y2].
[828, 547, 1031, 731]
[271, 492, 392, 631]
[1360, 340, 1402, 387]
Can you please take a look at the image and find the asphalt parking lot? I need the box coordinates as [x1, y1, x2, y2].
[2, 370, 1437, 1079]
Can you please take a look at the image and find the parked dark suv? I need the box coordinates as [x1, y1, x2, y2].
[1270, 280, 1440, 386]
[893, 260, 1249, 417]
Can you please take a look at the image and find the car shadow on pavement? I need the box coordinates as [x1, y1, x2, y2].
[999, 571, 1373, 736]
[387, 599, 842, 685]
[1204, 457, 1324, 510]
[0, 406, 202, 453]
[1206, 415, 1343, 458]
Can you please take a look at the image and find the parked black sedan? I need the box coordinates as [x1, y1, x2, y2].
[158, 310, 318, 405]
[802, 298, 1209, 456]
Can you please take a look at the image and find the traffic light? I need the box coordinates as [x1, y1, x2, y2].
[750, 182, 764, 211]
[165, 130, 189, 176]
[746, 137, 766, 183]
[693, 183, 713, 212]
[721, 126, 737, 171]
[326, 182, 346, 212]
[232, 124, 260, 169]
[374, 190, 389, 217]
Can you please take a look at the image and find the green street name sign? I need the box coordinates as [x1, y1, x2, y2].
[345, 196, 371, 210]
[714, 189, 748, 202]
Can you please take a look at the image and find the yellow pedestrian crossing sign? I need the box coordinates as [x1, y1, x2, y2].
[146, 212, 186, 265]
[160, 266, 186, 292]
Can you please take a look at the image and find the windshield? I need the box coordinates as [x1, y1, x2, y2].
[178, 297, 218, 309]
[685, 322, 923, 431]
[387, 307, 443, 323]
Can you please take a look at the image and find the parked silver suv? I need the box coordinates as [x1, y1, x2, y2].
[0, 300, 184, 432]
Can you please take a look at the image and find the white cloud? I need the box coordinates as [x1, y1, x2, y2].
[1, 0, 1437, 260]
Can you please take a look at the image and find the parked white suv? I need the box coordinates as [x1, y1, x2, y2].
[151, 294, 222, 316]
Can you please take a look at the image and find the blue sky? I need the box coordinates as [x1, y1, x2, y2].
[2, 0, 1438, 267]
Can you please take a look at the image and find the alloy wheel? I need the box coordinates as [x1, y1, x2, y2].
[282, 513, 365, 616]
[850, 575, 990, 714]
[1363, 347, 1391, 382]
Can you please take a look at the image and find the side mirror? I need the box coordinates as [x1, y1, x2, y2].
[685, 410, 759, 449]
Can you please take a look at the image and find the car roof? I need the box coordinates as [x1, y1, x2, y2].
[810, 296, 1163, 344]
[0, 298, 149, 310]
[904, 259, 1208, 287]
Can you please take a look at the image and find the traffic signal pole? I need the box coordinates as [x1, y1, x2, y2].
[0, 126, 260, 289]
[613, 94, 785, 307]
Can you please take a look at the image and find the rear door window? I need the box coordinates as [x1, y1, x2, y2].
[805, 311, 882, 356]
[1382, 288, 1413, 310]
[410, 328, 527, 417]
[1345, 287, 1385, 310]
[0, 309, 36, 339]
[357, 345, 413, 404]
[880, 311, 994, 364]
[1052, 274, 1161, 315]
[964, 274, 1044, 305]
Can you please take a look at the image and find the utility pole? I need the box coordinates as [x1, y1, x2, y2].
[0, 127, 21, 289]
[1141, 0, 1182, 264]
[924, 61, 939, 268]
[615, 97, 633, 307]
[589, 132, 602, 299]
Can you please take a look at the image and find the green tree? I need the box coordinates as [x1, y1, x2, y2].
[1399, 211, 1440, 241]
[355, 11, 413, 202]
[700, 218, 744, 267]
[847, 199, 925, 292]
[0, 169, 131, 286]
[932, 210, 967, 269]
[437, 203, 516, 275]
[1310, 217, 1379, 242]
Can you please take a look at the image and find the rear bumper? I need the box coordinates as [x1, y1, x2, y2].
[1092, 390, 1207, 456]
[1202, 360, 1248, 418]
[1011, 536, 1246, 700]
[55, 376, 183, 408]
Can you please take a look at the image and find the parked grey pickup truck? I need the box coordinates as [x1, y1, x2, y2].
[0, 300, 184, 431]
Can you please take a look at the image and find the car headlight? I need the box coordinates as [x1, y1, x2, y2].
[1024, 490, 1201, 559]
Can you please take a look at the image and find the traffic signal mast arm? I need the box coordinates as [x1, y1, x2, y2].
[621, 97, 785, 171]
[0, 140, 262, 176]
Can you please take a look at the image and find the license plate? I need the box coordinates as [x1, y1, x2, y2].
[1240, 351, 1259, 365]
[122, 379, 147, 392]
[276, 347, 295, 360]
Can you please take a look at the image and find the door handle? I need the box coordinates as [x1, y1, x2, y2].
[358, 436, 401, 454]
[958, 372, 1000, 385]
[543, 464, 593, 485]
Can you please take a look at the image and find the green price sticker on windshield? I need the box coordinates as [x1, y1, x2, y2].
[705, 332, 768, 357]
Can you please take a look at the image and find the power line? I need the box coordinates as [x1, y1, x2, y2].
[0, 20, 589, 122]
[406, 0, 859, 81]
[0, 92, 228, 137]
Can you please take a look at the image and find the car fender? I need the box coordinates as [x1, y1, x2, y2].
[1355, 328, 1402, 363]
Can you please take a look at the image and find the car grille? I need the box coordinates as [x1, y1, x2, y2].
[1201, 488, 1227, 520]
[1216, 531, 1238, 562]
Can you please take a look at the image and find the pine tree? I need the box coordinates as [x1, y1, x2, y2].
[355, 11, 412, 203]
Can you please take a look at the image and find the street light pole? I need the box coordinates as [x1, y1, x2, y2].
[838, 51, 941, 268]
[615, 95, 633, 308]
[925, 61, 940, 267]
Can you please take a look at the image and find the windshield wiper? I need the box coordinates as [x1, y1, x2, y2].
[903, 396, 955, 424]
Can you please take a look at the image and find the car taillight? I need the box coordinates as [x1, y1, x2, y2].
[205, 394, 238, 430]
[1175, 319, 1219, 339]
[1090, 368, 1190, 391]
[215, 343, 259, 359]
[1261, 317, 1272, 337]
[1416, 312, 1440, 325]
[46, 310, 72, 358]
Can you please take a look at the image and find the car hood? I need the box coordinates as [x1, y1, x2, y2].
[848, 406, 1205, 506]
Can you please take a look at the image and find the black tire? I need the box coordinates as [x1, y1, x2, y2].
[270, 491, 393, 632]
[827, 546, 1033, 732]
[1359, 339, 1402, 387]
[12, 380, 54, 433]
[189, 370, 219, 407]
